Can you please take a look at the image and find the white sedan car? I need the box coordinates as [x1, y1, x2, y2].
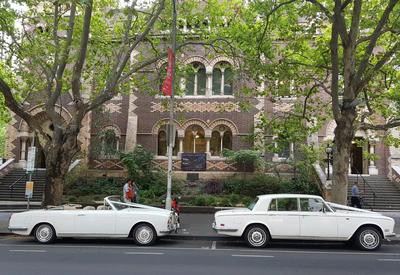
[8, 196, 180, 246]
[212, 194, 396, 251]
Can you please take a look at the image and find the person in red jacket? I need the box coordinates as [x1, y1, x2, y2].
[171, 197, 180, 213]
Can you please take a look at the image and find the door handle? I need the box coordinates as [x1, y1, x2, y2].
[77, 214, 86, 217]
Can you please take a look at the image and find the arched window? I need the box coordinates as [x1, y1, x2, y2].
[97, 128, 120, 159]
[210, 125, 232, 155]
[276, 134, 291, 159]
[212, 64, 233, 96]
[186, 63, 206, 96]
[157, 126, 178, 156]
[223, 131, 232, 150]
[183, 125, 206, 153]
[210, 131, 221, 156]
[158, 130, 167, 156]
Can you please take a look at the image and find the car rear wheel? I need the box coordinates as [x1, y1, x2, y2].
[244, 225, 270, 248]
[355, 226, 382, 251]
[133, 224, 156, 246]
[34, 224, 56, 244]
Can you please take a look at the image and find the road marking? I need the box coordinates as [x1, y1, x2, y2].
[232, 255, 274, 258]
[211, 241, 216, 250]
[2, 243, 400, 257]
[9, 250, 46, 253]
[378, 259, 400, 262]
[124, 252, 163, 255]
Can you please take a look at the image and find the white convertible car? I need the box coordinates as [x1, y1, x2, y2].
[8, 196, 180, 245]
[212, 194, 396, 251]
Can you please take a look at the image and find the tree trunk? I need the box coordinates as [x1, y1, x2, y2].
[41, 131, 80, 207]
[331, 112, 356, 205]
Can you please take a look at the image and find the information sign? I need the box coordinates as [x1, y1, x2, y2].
[25, 181, 34, 199]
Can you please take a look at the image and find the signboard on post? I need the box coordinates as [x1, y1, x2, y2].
[27, 147, 36, 172]
[25, 181, 34, 199]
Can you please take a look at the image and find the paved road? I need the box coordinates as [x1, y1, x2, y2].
[0, 237, 400, 275]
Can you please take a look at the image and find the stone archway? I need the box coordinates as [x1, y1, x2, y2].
[17, 105, 72, 168]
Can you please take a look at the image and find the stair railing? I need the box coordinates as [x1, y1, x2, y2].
[8, 165, 41, 199]
[351, 165, 377, 206]
[8, 173, 28, 199]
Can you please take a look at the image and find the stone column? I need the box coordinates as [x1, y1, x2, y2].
[125, 94, 138, 151]
[369, 142, 379, 175]
[220, 68, 225, 95]
[19, 137, 28, 168]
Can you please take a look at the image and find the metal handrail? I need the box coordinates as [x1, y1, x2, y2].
[8, 165, 41, 198]
[351, 165, 377, 206]
[8, 173, 27, 189]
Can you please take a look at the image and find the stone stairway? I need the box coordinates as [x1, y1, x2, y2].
[0, 168, 45, 203]
[348, 175, 400, 211]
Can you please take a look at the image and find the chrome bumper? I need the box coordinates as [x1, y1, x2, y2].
[212, 221, 238, 232]
[8, 227, 28, 231]
[385, 233, 396, 238]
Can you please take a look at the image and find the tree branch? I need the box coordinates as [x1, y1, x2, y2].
[356, 28, 400, 45]
[360, 120, 400, 131]
[71, 1, 93, 116]
[349, 0, 362, 44]
[305, 0, 331, 18]
[354, 0, 399, 84]
[357, 41, 399, 93]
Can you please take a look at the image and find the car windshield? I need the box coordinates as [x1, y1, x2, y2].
[247, 197, 259, 211]
[326, 202, 337, 212]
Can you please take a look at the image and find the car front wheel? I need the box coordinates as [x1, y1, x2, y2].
[34, 224, 56, 244]
[244, 225, 270, 248]
[133, 224, 157, 246]
[355, 226, 382, 251]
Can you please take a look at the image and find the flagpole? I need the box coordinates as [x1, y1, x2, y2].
[165, 0, 177, 210]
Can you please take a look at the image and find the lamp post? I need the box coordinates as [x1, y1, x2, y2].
[325, 144, 333, 180]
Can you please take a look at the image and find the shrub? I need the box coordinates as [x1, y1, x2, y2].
[230, 193, 240, 205]
[65, 177, 125, 197]
[193, 196, 206, 206]
[280, 180, 296, 193]
[68, 196, 77, 202]
[241, 197, 252, 206]
[242, 174, 280, 197]
[204, 179, 223, 194]
[135, 170, 185, 197]
[140, 190, 156, 198]
[120, 145, 155, 181]
[221, 149, 264, 172]
[138, 198, 147, 204]
[220, 198, 231, 207]
[294, 181, 321, 195]
[223, 178, 247, 194]
[205, 196, 217, 206]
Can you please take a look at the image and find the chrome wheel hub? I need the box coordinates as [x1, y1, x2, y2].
[248, 228, 266, 247]
[135, 226, 154, 244]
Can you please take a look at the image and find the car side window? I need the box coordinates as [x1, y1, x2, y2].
[276, 198, 298, 211]
[300, 198, 325, 212]
[268, 199, 277, 211]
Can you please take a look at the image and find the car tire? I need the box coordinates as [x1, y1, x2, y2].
[34, 223, 56, 244]
[355, 226, 382, 251]
[133, 223, 157, 246]
[244, 224, 270, 248]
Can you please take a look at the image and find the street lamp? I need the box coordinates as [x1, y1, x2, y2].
[325, 144, 333, 180]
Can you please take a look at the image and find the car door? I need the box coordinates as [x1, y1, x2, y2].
[74, 210, 116, 235]
[299, 198, 338, 239]
[267, 197, 300, 238]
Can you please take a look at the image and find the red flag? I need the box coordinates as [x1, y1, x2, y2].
[161, 48, 174, 96]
